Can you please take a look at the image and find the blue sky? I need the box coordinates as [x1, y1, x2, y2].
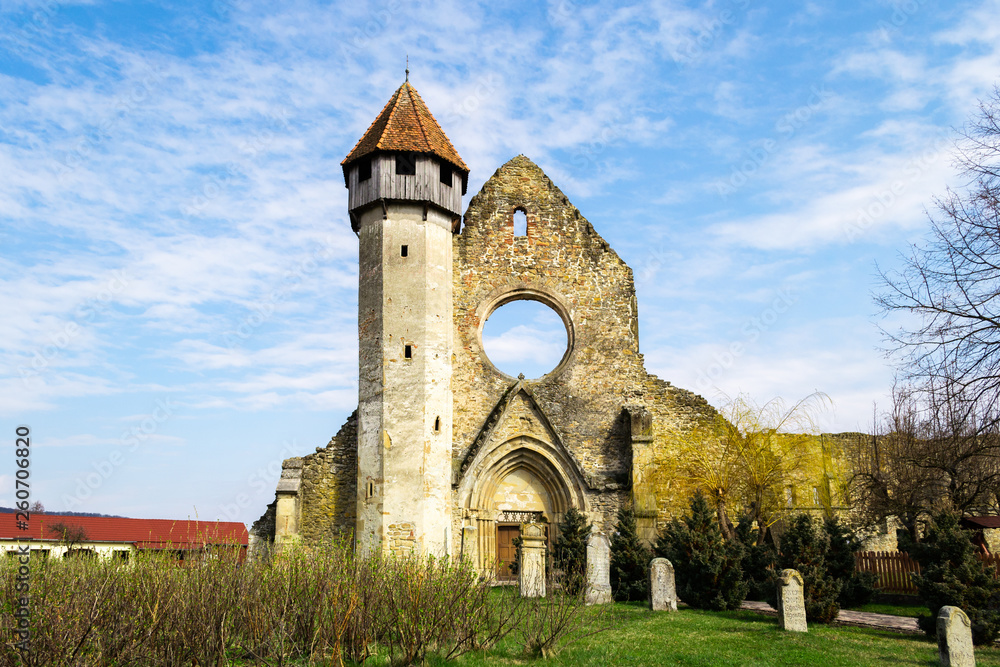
[2, 0, 998, 525]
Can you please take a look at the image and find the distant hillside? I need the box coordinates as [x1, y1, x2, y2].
[0, 507, 124, 518]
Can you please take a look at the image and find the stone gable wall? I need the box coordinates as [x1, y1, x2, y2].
[452, 155, 719, 535]
[454, 155, 649, 487]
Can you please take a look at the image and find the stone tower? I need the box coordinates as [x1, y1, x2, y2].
[340, 80, 469, 557]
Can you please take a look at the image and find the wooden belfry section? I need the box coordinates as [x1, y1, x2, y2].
[342, 81, 468, 226]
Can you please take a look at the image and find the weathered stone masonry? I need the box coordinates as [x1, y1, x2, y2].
[255, 154, 720, 565]
[449, 156, 719, 567]
[252, 411, 357, 546]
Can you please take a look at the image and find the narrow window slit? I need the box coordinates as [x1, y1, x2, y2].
[401, 245, 408, 257]
[404, 344, 412, 359]
[513, 209, 527, 236]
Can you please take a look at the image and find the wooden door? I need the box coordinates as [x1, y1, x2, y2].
[496, 525, 520, 580]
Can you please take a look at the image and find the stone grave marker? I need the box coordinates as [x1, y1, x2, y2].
[649, 557, 678, 611]
[585, 532, 613, 605]
[938, 606, 975, 667]
[777, 569, 807, 632]
[519, 522, 547, 598]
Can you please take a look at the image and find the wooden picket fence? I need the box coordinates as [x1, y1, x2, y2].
[855, 551, 1000, 595]
[855, 551, 922, 594]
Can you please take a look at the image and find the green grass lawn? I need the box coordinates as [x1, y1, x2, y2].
[847, 601, 926, 619]
[407, 602, 1000, 667]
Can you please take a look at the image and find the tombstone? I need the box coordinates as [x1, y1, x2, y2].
[519, 522, 547, 598]
[938, 606, 975, 667]
[776, 569, 807, 632]
[649, 558, 678, 611]
[585, 532, 613, 605]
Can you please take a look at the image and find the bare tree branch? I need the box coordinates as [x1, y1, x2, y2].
[878, 86, 1000, 418]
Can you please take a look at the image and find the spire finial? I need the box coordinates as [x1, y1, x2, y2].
[405, 55, 409, 82]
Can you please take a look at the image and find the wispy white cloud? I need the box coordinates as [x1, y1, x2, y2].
[3, 0, 1000, 521]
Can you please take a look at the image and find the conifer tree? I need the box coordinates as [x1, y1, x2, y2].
[907, 510, 1000, 645]
[774, 514, 841, 623]
[554, 507, 592, 596]
[609, 503, 651, 602]
[734, 513, 776, 602]
[656, 491, 747, 610]
[823, 516, 876, 608]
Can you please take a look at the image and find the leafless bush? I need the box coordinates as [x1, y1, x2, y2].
[0, 542, 607, 666]
[378, 554, 522, 665]
[517, 571, 613, 659]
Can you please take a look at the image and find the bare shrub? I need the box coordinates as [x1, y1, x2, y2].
[0, 541, 607, 666]
[87, 553, 176, 665]
[1, 555, 113, 666]
[381, 554, 496, 666]
[516, 571, 612, 659]
[341, 552, 390, 664]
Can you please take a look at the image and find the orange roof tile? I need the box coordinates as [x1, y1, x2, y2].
[1, 513, 248, 549]
[342, 81, 469, 175]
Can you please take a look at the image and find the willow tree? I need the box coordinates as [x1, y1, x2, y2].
[681, 393, 831, 542]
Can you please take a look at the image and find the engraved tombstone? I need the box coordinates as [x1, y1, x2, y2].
[649, 557, 678, 611]
[938, 606, 975, 667]
[519, 522, 547, 598]
[777, 569, 807, 632]
[585, 532, 613, 605]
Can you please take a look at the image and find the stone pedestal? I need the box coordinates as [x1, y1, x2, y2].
[519, 522, 546, 598]
[649, 558, 677, 611]
[585, 532, 612, 605]
[938, 606, 975, 667]
[777, 569, 807, 632]
[274, 458, 303, 551]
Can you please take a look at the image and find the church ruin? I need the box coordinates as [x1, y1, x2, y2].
[252, 79, 790, 574]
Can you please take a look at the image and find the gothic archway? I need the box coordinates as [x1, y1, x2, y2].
[459, 435, 587, 574]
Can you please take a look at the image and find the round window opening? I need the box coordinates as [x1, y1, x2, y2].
[482, 299, 570, 379]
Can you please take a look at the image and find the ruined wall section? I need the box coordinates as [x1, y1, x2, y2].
[629, 376, 719, 535]
[250, 501, 276, 550]
[295, 410, 359, 543]
[454, 155, 649, 491]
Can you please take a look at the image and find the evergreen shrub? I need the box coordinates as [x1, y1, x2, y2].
[823, 516, 877, 608]
[907, 510, 1000, 645]
[774, 514, 841, 623]
[610, 503, 651, 602]
[554, 507, 592, 596]
[733, 514, 776, 602]
[656, 491, 746, 610]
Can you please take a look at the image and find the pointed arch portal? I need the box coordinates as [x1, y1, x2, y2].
[459, 435, 587, 575]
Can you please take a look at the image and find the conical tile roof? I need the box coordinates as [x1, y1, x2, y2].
[341, 81, 469, 175]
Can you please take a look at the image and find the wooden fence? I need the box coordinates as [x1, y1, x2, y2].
[855, 551, 921, 594]
[855, 551, 1000, 595]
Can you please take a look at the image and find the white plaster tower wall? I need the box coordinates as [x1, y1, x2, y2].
[355, 196, 454, 557]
